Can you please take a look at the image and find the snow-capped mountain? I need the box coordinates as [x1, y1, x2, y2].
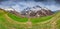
[23, 5, 42, 12]
[21, 5, 53, 17]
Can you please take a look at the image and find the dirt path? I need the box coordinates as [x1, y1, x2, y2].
[26, 18, 32, 28]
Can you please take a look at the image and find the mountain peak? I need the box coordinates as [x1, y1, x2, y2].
[35, 5, 41, 8]
[21, 6, 53, 17]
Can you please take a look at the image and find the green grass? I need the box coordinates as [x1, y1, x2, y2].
[7, 13, 52, 23]
[30, 16, 52, 23]
[56, 18, 60, 29]
[0, 10, 6, 23]
[0, 9, 60, 29]
[7, 13, 28, 22]
[0, 11, 7, 29]
[0, 24, 7, 29]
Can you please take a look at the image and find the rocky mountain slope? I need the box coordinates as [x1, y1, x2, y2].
[21, 5, 53, 17]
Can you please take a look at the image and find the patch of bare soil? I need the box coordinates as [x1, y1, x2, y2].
[26, 18, 32, 28]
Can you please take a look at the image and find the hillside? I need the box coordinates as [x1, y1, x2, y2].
[0, 9, 60, 29]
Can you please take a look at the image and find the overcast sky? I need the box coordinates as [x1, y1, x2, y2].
[0, 0, 60, 12]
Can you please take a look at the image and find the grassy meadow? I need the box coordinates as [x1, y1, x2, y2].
[0, 10, 60, 29]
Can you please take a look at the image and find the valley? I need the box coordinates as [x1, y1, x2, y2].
[0, 8, 60, 29]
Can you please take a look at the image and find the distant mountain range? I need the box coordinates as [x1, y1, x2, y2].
[0, 5, 54, 17]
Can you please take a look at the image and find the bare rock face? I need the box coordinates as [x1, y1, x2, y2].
[36, 9, 53, 17]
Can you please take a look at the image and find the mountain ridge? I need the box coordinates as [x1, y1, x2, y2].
[0, 5, 54, 18]
[21, 5, 53, 17]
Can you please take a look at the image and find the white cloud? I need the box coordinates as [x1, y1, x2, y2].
[0, 1, 60, 12]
